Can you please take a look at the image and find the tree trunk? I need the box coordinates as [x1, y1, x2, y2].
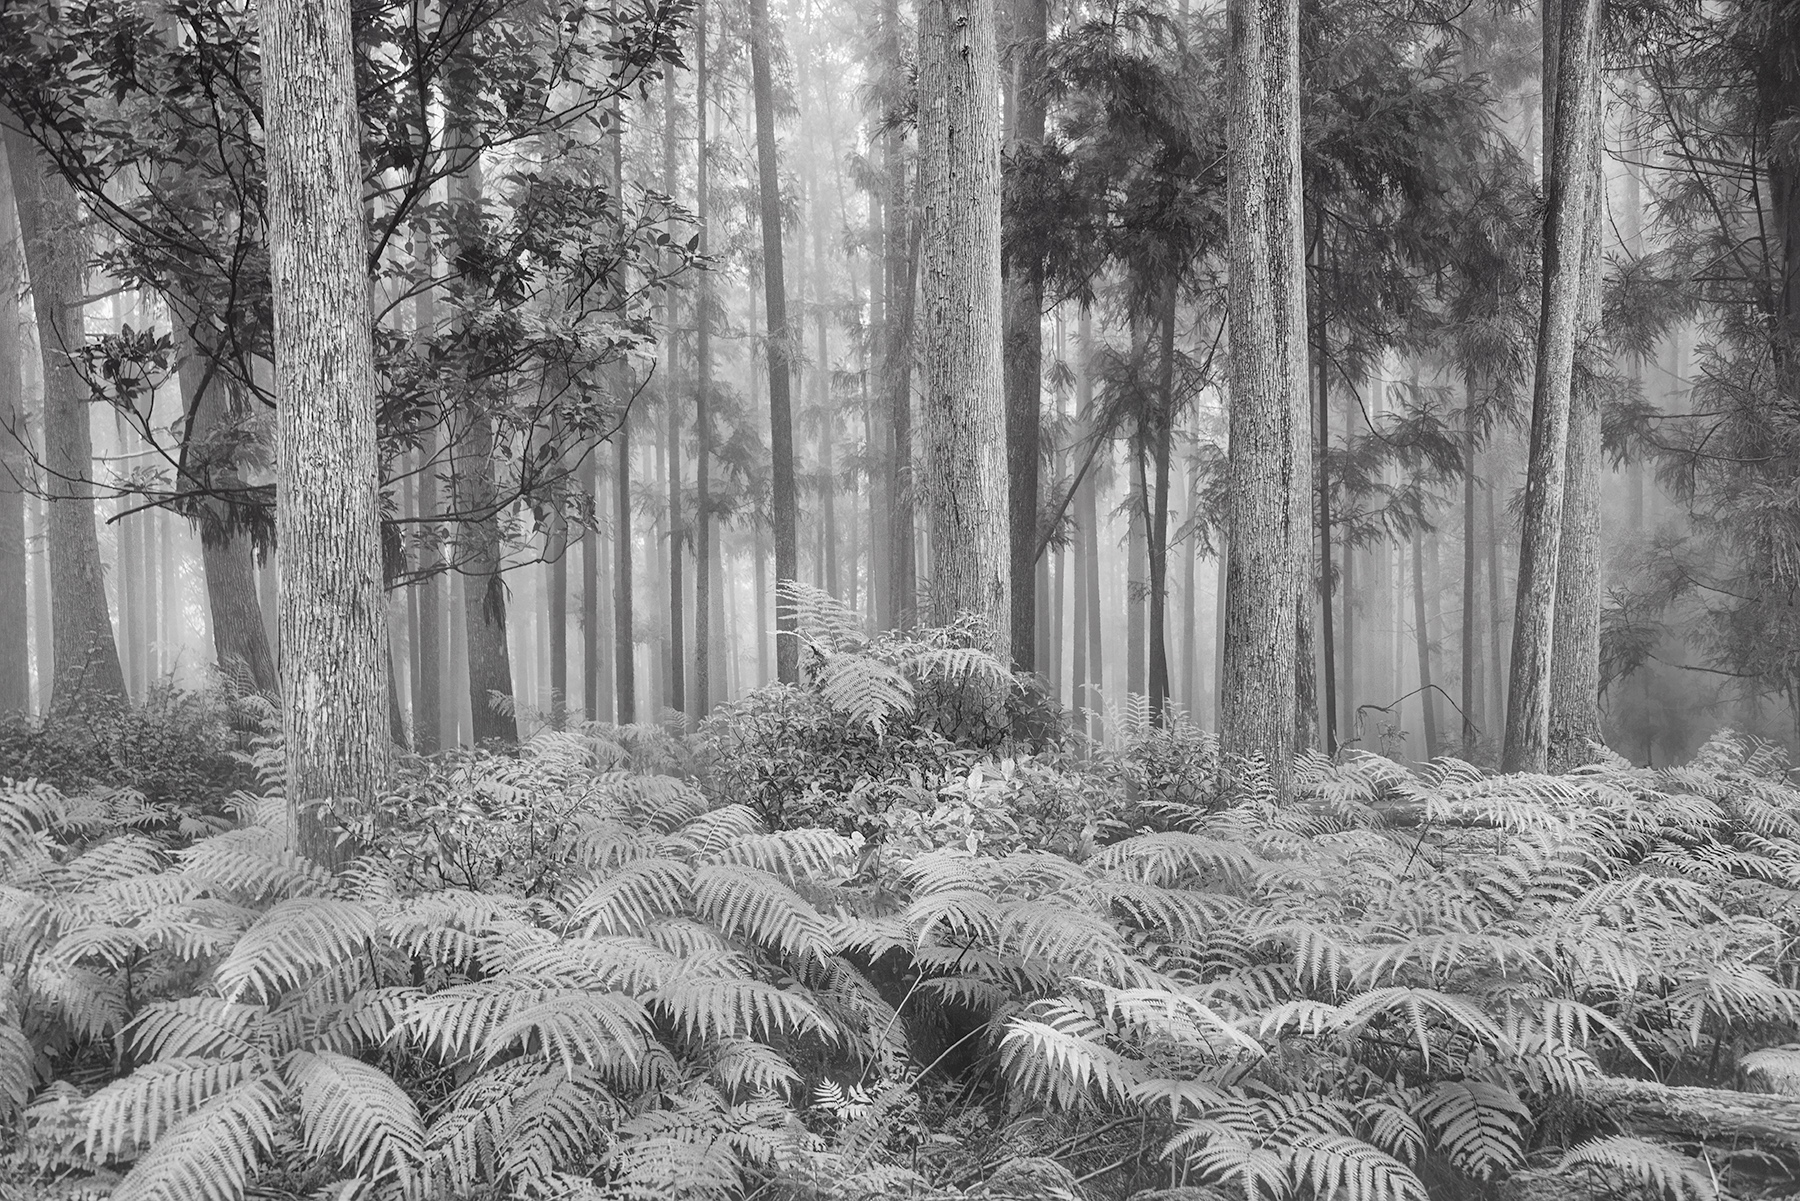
[748, 0, 800, 685]
[693, 0, 714, 718]
[1128, 444, 1147, 701]
[882, 0, 916, 631]
[1412, 533, 1439, 759]
[1502, 0, 1601, 772]
[1548, 94, 1607, 769]
[413, 232, 443, 751]
[613, 417, 635, 724]
[0, 150, 28, 714]
[663, 70, 685, 718]
[1219, 0, 1307, 782]
[1461, 378, 1479, 755]
[1147, 278, 1176, 724]
[1581, 1077, 1800, 1156]
[260, 0, 388, 863]
[1002, 0, 1047, 672]
[3, 130, 126, 712]
[1486, 464, 1505, 728]
[1316, 279, 1336, 753]
[918, 0, 1009, 650]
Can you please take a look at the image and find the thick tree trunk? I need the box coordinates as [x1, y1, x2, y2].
[1002, 0, 1047, 672]
[3, 131, 126, 712]
[882, 0, 916, 631]
[1220, 0, 1307, 781]
[1582, 1076, 1800, 1155]
[748, 0, 800, 685]
[1502, 0, 1601, 772]
[693, 0, 714, 718]
[260, 0, 387, 863]
[0, 153, 28, 713]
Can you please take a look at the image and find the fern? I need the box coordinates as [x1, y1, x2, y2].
[288, 1048, 424, 1184]
[1557, 1135, 1719, 1200]
[106, 1075, 283, 1201]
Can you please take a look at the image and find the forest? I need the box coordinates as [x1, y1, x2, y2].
[1, 0, 1799, 1196]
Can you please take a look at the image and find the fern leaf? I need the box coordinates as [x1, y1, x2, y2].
[1413, 1080, 1529, 1178]
[567, 858, 694, 937]
[654, 973, 825, 1042]
[1557, 1136, 1718, 1200]
[85, 1057, 252, 1159]
[691, 863, 833, 960]
[1287, 1132, 1428, 1201]
[108, 1074, 284, 1201]
[0, 1017, 36, 1120]
[214, 897, 377, 1003]
[287, 1049, 424, 1185]
[129, 998, 266, 1061]
[481, 990, 654, 1075]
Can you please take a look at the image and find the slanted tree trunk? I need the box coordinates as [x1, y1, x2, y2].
[918, 0, 1009, 649]
[0, 151, 29, 713]
[260, 0, 387, 863]
[1002, 0, 1047, 671]
[693, 0, 714, 718]
[748, 0, 800, 684]
[1502, 0, 1601, 772]
[1219, 0, 1307, 781]
[3, 130, 126, 712]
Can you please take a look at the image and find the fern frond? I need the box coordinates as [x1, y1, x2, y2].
[692, 863, 833, 959]
[287, 1049, 424, 1184]
[85, 1057, 252, 1159]
[0, 1017, 36, 1120]
[653, 973, 825, 1042]
[1093, 832, 1257, 885]
[214, 897, 377, 1003]
[179, 825, 330, 899]
[129, 999, 266, 1061]
[1286, 1132, 1429, 1201]
[703, 829, 859, 881]
[1556, 1135, 1718, 1200]
[107, 1074, 283, 1201]
[1413, 1080, 1529, 1178]
[1001, 1001, 1142, 1110]
[817, 653, 913, 733]
[567, 858, 694, 937]
[481, 990, 654, 1074]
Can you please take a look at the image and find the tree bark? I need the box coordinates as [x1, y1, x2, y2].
[1002, 0, 1047, 672]
[1219, 0, 1307, 782]
[1461, 382, 1479, 755]
[1316, 274, 1336, 753]
[1581, 1076, 1800, 1155]
[1147, 278, 1176, 724]
[748, 0, 800, 685]
[662, 69, 685, 719]
[0, 148, 28, 713]
[917, 0, 1009, 650]
[3, 130, 126, 712]
[259, 0, 388, 863]
[882, 0, 917, 631]
[1502, 0, 1601, 772]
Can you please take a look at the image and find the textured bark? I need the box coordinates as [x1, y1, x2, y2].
[0, 152, 28, 713]
[1582, 1076, 1800, 1154]
[919, 0, 1010, 649]
[1002, 0, 1047, 672]
[1548, 97, 1607, 770]
[4, 130, 126, 712]
[1503, 0, 1600, 772]
[693, 0, 714, 718]
[748, 0, 799, 685]
[614, 414, 635, 724]
[1128, 442, 1147, 700]
[1315, 285, 1335, 752]
[1219, 0, 1307, 781]
[260, 0, 388, 863]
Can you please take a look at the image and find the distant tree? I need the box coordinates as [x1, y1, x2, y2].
[259, 0, 387, 863]
[2, 129, 125, 713]
[919, 0, 1010, 648]
[0, 145, 27, 714]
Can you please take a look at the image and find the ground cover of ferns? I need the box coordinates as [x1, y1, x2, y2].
[3, 615, 1799, 1200]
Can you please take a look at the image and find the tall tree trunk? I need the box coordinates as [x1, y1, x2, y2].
[1461, 378, 1479, 755]
[811, 190, 840, 598]
[663, 69, 685, 718]
[0, 150, 28, 713]
[1128, 444, 1146, 701]
[882, 0, 916, 630]
[748, 0, 800, 684]
[693, 0, 714, 718]
[754, 523, 769, 685]
[1548, 96, 1607, 769]
[1486, 466, 1505, 727]
[446, 116, 517, 747]
[260, 0, 387, 863]
[1070, 311, 1091, 733]
[1316, 279, 1336, 753]
[614, 418, 635, 724]
[1002, 0, 1047, 671]
[1219, 0, 1307, 781]
[1503, 0, 1600, 772]
[1147, 278, 1176, 724]
[3, 131, 126, 711]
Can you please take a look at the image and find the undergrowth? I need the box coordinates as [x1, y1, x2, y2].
[1, 591, 1796, 1201]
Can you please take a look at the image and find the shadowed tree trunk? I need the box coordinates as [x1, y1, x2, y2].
[882, 0, 916, 630]
[1503, 0, 1600, 772]
[1147, 277, 1176, 725]
[748, 0, 800, 684]
[0, 150, 28, 713]
[1003, 0, 1047, 671]
[260, 0, 387, 863]
[3, 130, 126, 712]
[1219, 0, 1307, 781]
